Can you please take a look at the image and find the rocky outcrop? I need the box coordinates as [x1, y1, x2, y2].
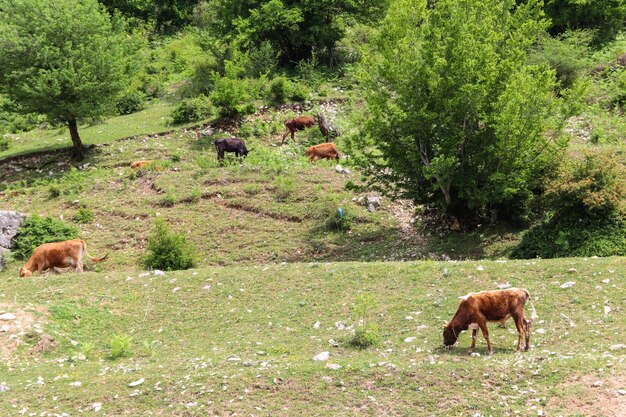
[0, 211, 25, 271]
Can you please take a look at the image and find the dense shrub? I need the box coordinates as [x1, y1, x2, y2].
[74, 207, 95, 224]
[210, 66, 255, 118]
[0, 135, 10, 151]
[142, 218, 196, 271]
[170, 96, 213, 124]
[13, 216, 79, 260]
[512, 151, 626, 258]
[245, 41, 279, 77]
[116, 91, 146, 115]
[268, 76, 290, 104]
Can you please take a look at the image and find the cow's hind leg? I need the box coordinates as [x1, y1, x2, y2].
[469, 327, 478, 352]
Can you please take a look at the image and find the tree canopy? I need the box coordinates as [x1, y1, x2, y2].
[0, 0, 136, 158]
[353, 0, 580, 223]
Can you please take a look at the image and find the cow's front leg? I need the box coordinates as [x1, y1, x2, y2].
[469, 328, 478, 352]
[477, 320, 493, 355]
[513, 314, 525, 353]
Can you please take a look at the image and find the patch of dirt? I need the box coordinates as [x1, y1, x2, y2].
[32, 334, 57, 354]
[546, 373, 626, 417]
[0, 304, 48, 357]
[388, 199, 423, 241]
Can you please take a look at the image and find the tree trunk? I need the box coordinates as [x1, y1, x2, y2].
[68, 118, 85, 160]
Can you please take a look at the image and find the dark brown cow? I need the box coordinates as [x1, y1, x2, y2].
[214, 137, 249, 162]
[306, 143, 340, 161]
[443, 288, 538, 355]
[282, 115, 316, 144]
[20, 239, 108, 277]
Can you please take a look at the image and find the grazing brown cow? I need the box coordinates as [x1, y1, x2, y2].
[19, 239, 108, 277]
[443, 288, 538, 355]
[282, 115, 316, 144]
[306, 143, 340, 161]
[130, 160, 152, 169]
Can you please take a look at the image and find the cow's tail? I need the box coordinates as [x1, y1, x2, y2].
[523, 289, 538, 321]
[81, 240, 109, 263]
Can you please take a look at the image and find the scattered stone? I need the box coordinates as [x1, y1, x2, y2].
[604, 306, 611, 315]
[227, 356, 241, 362]
[404, 337, 416, 343]
[536, 328, 546, 334]
[128, 378, 145, 387]
[92, 403, 102, 412]
[567, 268, 578, 274]
[497, 282, 511, 289]
[0, 313, 16, 321]
[335, 164, 349, 174]
[328, 339, 339, 347]
[0, 382, 8, 392]
[0, 211, 25, 271]
[0, 325, 9, 332]
[592, 380, 603, 387]
[609, 344, 626, 351]
[365, 196, 381, 213]
[602, 279, 610, 284]
[560, 282, 576, 289]
[335, 322, 345, 330]
[172, 287, 180, 293]
[153, 270, 165, 276]
[470, 352, 481, 357]
[476, 266, 484, 271]
[69, 381, 82, 387]
[326, 364, 342, 370]
[617, 389, 626, 396]
[313, 351, 330, 361]
[312, 321, 320, 329]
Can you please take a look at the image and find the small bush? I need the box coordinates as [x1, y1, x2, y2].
[289, 82, 311, 102]
[109, 334, 132, 359]
[116, 91, 145, 115]
[273, 175, 294, 201]
[142, 218, 196, 271]
[171, 153, 182, 162]
[0, 135, 10, 151]
[13, 216, 79, 260]
[160, 189, 177, 207]
[325, 206, 352, 231]
[244, 184, 262, 195]
[269, 76, 290, 104]
[48, 185, 61, 199]
[348, 293, 380, 349]
[210, 61, 255, 119]
[170, 96, 213, 125]
[189, 188, 202, 203]
[74, 207, 95, 224]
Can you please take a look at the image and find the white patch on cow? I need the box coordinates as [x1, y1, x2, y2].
[469, 323, 479, 330]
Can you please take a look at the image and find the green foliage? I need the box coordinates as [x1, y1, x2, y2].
[210, 61, 256, 119]
[13, 215, 79, 260]
[74, 207, 95, 224]
[273, 175, 294, 201]
[325, 206, 352, 231]
[348, 293, 380, 349]
[109, 334, 132, 359]
[0, 95, 39, 134]
[0, 135, 10, 151]
[170, 96, 213, 124]
[544, 150, 625, 219]
[160, 188, 178, 207]
[143, 218, 196, 271]
[511, 216, 626, 259]
[197, 0, 389, 65]
[545, 0, 626, 46]
[116, 91, 146, 115]
[355, 0, 578, 222]
[244, 184, 262, 196]
[269, 76, 290, 104]
[512, 151, 626, 259]
[244, 41, 279, 77]
[528, 31, 593, 89]
[0, 0, 138, 157]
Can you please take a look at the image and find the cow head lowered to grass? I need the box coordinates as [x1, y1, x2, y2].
[443, 288, 538, 355]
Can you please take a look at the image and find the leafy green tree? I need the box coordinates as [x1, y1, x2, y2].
[353, 0, 580, 223]
[544, 0, 626, 45]
[99, 0, 200, 32]
[195, 0, 389, 64]
[0, 0, 136, 159]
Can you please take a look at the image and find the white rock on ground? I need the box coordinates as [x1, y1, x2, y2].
[560, 282, 575, 288]
[128, 378, 145, 387]
[0, 313, 16, 321]
[313, 351, 330, 361]
[326, 364, 342, 370]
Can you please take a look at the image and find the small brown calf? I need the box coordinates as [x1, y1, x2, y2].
[306, 143, 340, 161]
[443, 288, 538, 355]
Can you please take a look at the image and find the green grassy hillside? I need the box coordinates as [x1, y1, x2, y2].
[0, 258, 624, 416]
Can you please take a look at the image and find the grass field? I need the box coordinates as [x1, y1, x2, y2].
[0, 257, 624, 416]
[1, 97, 624, 416]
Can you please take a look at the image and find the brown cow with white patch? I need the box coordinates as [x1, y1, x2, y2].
[19, 239, 108, 277]
[306, 143, 340, 162]
[443, 288, 538, 355]
[282, 115, 316, 144]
